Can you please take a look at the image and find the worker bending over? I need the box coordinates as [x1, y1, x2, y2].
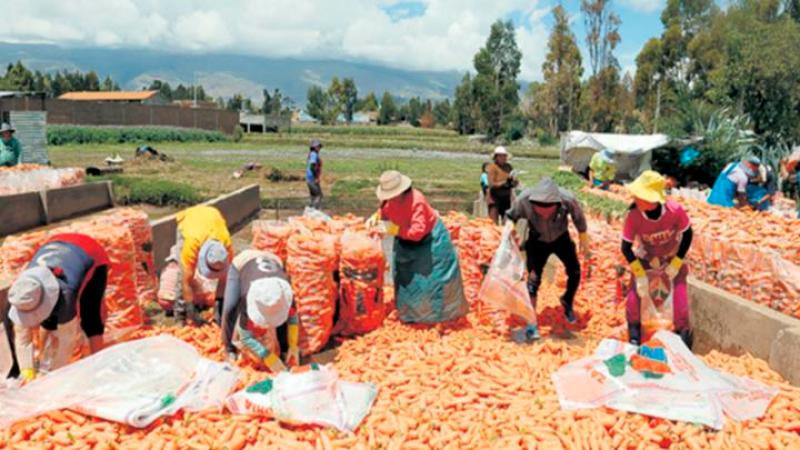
[161, 205, 233, 326]
[589, 149, 617, 190]
[220, 250, 299, 372]
[707, 156, 760, 208]
[7, 233, 110, 380]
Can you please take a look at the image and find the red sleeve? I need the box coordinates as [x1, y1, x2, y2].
[622, 211, 637, 243]
[402, 196, 431, 242]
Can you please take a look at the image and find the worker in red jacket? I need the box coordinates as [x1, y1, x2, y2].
[7, 233, 110, 380]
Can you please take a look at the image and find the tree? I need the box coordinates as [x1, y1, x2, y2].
[787, 0, 800, 22]
[358, 92, 379, 111]
[433, 99, 452, 127]
[452, 74, 478, 135]
[471, 20, 522, 139]
[404, 97, 424, 126]
[101, 75, 116, 91]
[539, 5, 584, 135]
[582, 0, 622, 132]
[378, 92, 397, 125]
[419, 111, 435, 128]
[581, 0, 621, 77]
[226, 94, 245, 111]
[148, 80, 174, 101]
[306, 85, 340, 125]
[330, 77, 358, 123]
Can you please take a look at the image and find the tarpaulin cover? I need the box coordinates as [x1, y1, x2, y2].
[0, 335, 240, 429]
[552, 331, 778, 430]
[560, 131, 670, 180]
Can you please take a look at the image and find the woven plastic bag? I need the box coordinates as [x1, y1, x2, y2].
[251, 220, 296, 263]
[226, 365, 378, 432]
[478, 222, 536, 336]
[286, 234, 337, 356]
[335, 232, 386, 336]
[0, 335, 239, 429]
[641, 268, 675, 342]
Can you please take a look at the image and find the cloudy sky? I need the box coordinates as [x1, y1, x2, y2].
[0, 0, 666, 80]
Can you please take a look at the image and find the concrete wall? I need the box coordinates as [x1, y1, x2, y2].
[0, 98, 238, 134]
[151, 184, 261, 272]
[689, 278, 800, 386]
[0, 182, 114, 237]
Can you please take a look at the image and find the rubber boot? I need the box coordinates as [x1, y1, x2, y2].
[678, 329, 694, 350]
[560, 296, 577, 324]
[175, 299, 188, 326]
[628, 322, 641, 346]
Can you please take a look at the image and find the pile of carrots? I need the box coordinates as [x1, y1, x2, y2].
[0, 165, 85, 196]
[0, 208, 151, 341]
[588, 186, 800, 319]
[3, 212, 800, 449]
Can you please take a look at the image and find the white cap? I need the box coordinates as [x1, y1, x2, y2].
[8, 267, 60, 328]
[246, 278, 293, 328]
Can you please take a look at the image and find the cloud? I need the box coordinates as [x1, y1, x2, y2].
[0, 0, 551, 80]
[617, 0, 664, 13]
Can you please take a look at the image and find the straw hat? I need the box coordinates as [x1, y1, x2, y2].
[376, 170, 412, 201]
[8, 267, 60, 328]
[0, 123, 15, 133]
[626, 170, 667, 204]
[247, 277, 293, 328]
[493, 146, 510, 158]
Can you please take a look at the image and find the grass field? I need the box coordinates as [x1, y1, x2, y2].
[49, 125, 561, 214]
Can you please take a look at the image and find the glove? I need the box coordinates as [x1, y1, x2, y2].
[285, 346, 300, 367]
[631, 259, 650, 300]
[225, 351, 238, 363]
[579, 233, 590, 256]
[365, 211, 381, 228]
[385, 221, 400, 236]
[20, 368, 36, 381]
[665, 257, 682, 280]
[263, 353, 288, 373]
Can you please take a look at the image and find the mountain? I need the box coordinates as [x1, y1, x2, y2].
[0, 43, 463, 105]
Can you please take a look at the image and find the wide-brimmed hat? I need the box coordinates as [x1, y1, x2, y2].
[198, 240, 229, 279]
[493, 146, 510, 158]
[600, 149, 616, 164]
[8, 267, 60, 328]
[0, 123, 15, 133]
[376, 170, 412, 201]
[626, 170, 667, 203]
[527, 178, 561, 204]
[247, 277, 293, 328]
[310, 139, 323, 149]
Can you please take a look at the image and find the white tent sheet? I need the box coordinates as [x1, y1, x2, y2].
[561, 131, 671, 180]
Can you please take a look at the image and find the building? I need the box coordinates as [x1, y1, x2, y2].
[58, 90, 168, 105]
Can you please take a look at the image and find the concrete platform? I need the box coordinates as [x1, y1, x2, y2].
[689, 278, 800, 386]
[0, 182, 114, 237]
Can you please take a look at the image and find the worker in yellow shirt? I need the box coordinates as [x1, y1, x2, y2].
[160, 205, 234, 326]
[589, 149, 617, 190]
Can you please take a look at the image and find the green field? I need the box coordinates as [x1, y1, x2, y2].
[49, 125, 561, 214]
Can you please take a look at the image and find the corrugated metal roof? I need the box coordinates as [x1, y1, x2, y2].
[11, 111, 48, 164]
[58, 90, 159, 101]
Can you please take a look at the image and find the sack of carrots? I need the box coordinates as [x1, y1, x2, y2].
[286, 233, 338, 356]
[251, 220, 296, 264]
[335, 232, 386, 336]
[478, 222, 536, 337]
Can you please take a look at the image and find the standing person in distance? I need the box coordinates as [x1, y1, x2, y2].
[307, 139, 324, 210]
[487, 146, 518, 224]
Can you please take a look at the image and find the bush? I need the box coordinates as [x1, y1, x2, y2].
[48, 126, 229, 146]
[232, 126, 244, 143]
[537, 133, 557, 147]
[93, 175, 203, 206]
[503, 115, 528, 142]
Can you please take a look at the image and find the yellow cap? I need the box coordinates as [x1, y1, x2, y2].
[626, 170, 667, 203]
